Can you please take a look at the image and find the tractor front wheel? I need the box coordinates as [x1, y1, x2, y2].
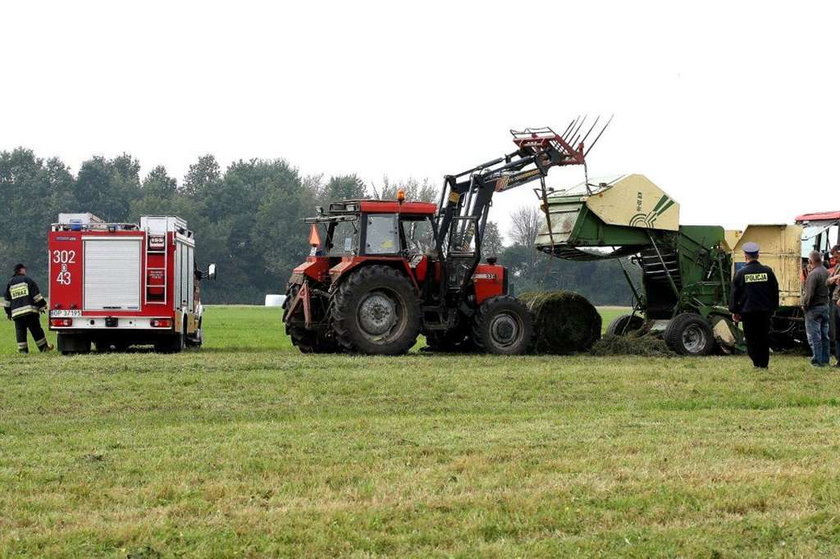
[472, 295, 534, 355]
[664, 313, 715, 356]
[331, 265, 421, 355]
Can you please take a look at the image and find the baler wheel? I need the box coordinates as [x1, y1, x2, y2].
[606, 314, 645, 336]
[664, 313, 715, 356]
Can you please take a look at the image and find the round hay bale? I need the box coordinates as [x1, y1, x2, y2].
[519, 291, 602, 354]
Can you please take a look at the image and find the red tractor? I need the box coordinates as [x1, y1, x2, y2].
[283, 124, 605, 355]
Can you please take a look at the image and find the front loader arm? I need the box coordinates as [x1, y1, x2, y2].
[433, 120, 610, 298]
[434, 120, 610, 252]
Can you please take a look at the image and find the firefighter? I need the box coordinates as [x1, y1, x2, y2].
[3, 264, 53, 353]
[730, 242, 779, 369]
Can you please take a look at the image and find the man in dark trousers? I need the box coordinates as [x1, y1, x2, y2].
[730, 242, 779, 369]
[826, 247, 840, 366]
[802, 250, 831, 366]
[3, 264, 53, 353]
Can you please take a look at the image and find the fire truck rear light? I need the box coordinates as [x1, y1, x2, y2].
[151, 319, 172, 328]
[50, 318, 73, 327]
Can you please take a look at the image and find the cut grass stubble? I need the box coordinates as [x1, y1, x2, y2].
[0, 306, 839, 557]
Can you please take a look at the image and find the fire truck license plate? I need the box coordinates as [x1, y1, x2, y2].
[50, 309, 82, 318]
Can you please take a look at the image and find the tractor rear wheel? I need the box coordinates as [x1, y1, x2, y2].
[472, 295, 534, 355]
[606, 314, 645, 336]
[283, 284, 340, 354]
[664, 313, 715, 356]
[287, 325, 340, 354]
[331, 265, 420, 355]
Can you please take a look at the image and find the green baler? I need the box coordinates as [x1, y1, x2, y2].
[536, 174, 741, 355]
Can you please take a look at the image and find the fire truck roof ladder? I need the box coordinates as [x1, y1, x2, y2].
[140, 216, 190, 236]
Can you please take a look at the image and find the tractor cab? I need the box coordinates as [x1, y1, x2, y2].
[314, 199, 438, 262]
[301, 199, 441, 290]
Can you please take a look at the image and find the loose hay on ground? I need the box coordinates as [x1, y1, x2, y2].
[590, 333, 674, 356]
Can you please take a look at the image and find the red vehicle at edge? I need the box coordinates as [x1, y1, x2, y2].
[48, 214, 216, 354]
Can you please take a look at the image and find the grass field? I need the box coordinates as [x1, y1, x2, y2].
[1, 307, 839, 557]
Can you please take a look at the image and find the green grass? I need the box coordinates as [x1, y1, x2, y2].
[1, 307, 839, 557]
[0, 306, 290, 356]
[597, 306, 630, 332]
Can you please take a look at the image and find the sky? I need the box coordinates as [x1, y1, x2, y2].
[2, 0, 838, 239]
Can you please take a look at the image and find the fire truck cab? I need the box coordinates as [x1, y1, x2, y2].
[48, 213, 216, 354]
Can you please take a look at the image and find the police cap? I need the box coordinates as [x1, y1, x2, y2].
[743, 242, 760, 255]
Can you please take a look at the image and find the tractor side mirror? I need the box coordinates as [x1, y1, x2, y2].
[208, 264, 217, 280]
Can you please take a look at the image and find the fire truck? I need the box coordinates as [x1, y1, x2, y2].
[48, 214, 216, 354]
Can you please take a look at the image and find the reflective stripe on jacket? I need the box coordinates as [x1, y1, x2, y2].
[4, 274, 47, 319]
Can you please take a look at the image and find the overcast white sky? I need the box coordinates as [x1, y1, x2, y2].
[2, 0, 838, 239]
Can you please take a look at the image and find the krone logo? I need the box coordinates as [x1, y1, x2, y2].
[629, 194, 675, 228]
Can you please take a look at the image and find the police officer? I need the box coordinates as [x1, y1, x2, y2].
[3, 264, 53, 353]
[730, 242, 779, 368]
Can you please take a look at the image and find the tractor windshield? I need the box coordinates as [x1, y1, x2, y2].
[401, 217, 436, 255]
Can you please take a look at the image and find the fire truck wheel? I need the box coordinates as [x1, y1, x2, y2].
[331, 265, 420, 355]
[186, 318, 203, 348]
[663, 313, 716, 356]
[472, 295, 534, 355]
[155, 331, 185, 353]
[57, 333, 91, 355]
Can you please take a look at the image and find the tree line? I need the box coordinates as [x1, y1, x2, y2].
[0, 148, 637, 305]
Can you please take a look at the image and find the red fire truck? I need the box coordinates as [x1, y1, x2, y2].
[48, 214, 216, 354]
